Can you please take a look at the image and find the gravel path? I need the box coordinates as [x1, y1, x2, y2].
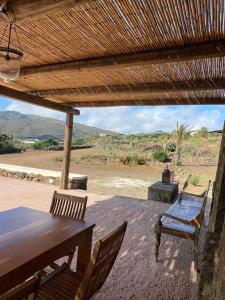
[0, 176, 205, 300]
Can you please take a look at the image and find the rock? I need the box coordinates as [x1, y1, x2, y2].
[49, 178, 54, 184]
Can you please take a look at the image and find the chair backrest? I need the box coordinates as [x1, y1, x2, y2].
[75, 222, 127, 300]
[49, 191, 87, 220]
[0, 272, 41, 300]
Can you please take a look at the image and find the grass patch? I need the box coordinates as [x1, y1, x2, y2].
[182, 146, 195, 156]
[187, 135, 202, 144]
[190, 175, 201, 186]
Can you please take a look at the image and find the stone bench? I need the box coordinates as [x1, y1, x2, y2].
[0, 163, 88, 190]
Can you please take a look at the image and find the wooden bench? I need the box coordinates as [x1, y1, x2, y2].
[154, 180, 211, 271]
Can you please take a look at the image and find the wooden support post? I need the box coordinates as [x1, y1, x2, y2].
[208, 121, 225, 233]
[61, 113, 73, 189]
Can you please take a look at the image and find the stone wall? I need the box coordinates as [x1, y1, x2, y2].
[0, 168, 87, 190]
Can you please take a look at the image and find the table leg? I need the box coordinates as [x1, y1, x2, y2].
[77, 227, 93, 276]
[67, 248, 76, 266]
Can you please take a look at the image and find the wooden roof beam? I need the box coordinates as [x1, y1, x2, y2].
[70, 97, 225, 107]
[20, 41, 225, 77]
[0, 85, 80, 115]
[5, 0, 91, 21]
[30, 78, 225, 98]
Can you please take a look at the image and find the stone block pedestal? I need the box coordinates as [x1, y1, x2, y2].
[148, 181, 179, 203]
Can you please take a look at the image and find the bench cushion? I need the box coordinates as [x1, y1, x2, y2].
[160, 194, 203, 234]
[181, 193, 203, 208]
[166, 203, 201, 222]
[161, 216, 196, 234]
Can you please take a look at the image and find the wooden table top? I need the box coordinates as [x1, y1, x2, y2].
[0, 207, 95, 279]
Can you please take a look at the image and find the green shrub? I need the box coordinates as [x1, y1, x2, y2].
[120, 156, 132, 165]
[73, 138, 85, 145]
[166, 142, 176, 152]
[152, 149, 168, 162]
[137, 157, 146, 165]
[196, 127, 209, 138]
[120, 155, 147, 165]
[190, 175, 200, 186]
[32, 139, 59, 151]
[0, 133, 17, 153]
[0, 134, 10, 143]
[32, 142, 43, 150]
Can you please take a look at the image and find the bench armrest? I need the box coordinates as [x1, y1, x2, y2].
[182, 180, 211, 199]
[182, 191, 206, 198]
[157, 213, 192, 226]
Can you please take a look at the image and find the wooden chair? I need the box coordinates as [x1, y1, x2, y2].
[37, 222, 127, 300]
[0, 272, 42, 300]
[155, 181, 211, 271]
[50, 191, 87, 221]
[49, 191, 88, 266]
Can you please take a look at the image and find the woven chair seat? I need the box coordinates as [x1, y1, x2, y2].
[38, 264, 82, 300]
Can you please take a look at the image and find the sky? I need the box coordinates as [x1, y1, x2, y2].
[0, 96, 224, 134]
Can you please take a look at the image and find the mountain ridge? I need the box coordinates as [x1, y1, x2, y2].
[0, 111, 117, 140]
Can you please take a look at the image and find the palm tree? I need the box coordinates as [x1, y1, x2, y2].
[174, 122, 192, 166]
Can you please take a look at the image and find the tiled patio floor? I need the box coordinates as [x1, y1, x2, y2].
[0, 176, 205, 300]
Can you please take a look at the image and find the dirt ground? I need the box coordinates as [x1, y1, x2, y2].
[0, 176, 208, 300]
[0, 149, 217, 198]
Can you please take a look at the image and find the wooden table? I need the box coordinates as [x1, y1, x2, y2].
[0, 207, 95, 296]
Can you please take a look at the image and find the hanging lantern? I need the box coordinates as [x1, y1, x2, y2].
[0, 22, 23, 83]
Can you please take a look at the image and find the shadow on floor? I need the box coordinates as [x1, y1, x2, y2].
[72, 195, 204, 300]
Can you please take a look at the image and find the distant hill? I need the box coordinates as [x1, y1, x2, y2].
[0, 111, 117, 140]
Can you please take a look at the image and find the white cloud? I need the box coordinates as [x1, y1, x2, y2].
[79, 106, 224, 133]
[4, 100, 224, 133]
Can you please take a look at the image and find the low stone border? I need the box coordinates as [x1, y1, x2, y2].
[0, 168, 87, 190]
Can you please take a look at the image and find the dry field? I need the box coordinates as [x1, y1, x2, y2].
[0, 135, 220, 199]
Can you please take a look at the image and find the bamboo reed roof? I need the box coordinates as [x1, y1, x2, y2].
[1, 0, 225, 109]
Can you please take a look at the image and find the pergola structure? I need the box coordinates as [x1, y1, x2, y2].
[0, 1, 224, 190]
[0, 1, 225, 298]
